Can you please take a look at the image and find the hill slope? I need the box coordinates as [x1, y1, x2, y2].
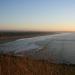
[0, 55, 75, 75]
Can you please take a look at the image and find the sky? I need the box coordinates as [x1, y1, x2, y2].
[0, 0, 75, 31]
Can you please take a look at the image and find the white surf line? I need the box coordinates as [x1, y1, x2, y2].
[16, 32, 71, 41]
[0, 33, 72, 52]
[14, 33, 72, 53]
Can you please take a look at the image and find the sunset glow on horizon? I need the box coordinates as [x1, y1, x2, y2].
[0, 0, 75, 32]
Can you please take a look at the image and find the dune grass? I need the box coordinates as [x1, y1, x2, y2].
[0, 54, 75, 75]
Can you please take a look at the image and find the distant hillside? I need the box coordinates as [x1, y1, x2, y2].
[0, 31, 58, 37]
[0, 55, 75, 75]
[0, 31, 58, 44]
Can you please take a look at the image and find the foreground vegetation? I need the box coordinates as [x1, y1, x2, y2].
[0, 54, 75, 75]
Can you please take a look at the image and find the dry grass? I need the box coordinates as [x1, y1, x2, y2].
[0, 54, 75, 75]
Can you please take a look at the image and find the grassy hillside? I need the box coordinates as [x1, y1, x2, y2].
[0, 55, 75, 75]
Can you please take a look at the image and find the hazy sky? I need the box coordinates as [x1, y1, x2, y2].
[0, 0, 75, 31]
